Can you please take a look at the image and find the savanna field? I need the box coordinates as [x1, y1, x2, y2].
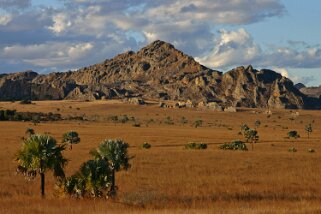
[1, 100, 321, 213]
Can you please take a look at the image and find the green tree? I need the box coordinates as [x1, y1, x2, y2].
[241, 123, 250, 136]
[25, 128, 35, 137]
[90, 139, 131, 197]
[305, 123, 313, 139]
[287, 130, 300, 144]
[244, 129, 259, 151]
[62, 131, 80, 150]
[241, 124, 259, 150]
[60, 159, 110, 198]
[16, 134, 67, 198]
[254, 120, 261, 129]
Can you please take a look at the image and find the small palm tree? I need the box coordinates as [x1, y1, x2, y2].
[305, 123, 313, 139]
[244, 129, 259, 150]
[16, 134, 67, 198]
[254, 120, 261, 130]
[59, 159, 110, 198]
[79, 159, 111, 197]
[25, 128, 35, 137]
[90, 139, 130, 197]
[62, 131, 80, 150]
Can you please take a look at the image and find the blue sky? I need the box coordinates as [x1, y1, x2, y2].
[0, 0, 320, 86]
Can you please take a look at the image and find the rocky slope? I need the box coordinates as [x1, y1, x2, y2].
[298, 85, 321, 99]
[0, 40, 320, 109]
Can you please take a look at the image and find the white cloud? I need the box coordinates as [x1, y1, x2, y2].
[197, 28, 321, 70]
[273, 67, 289, 78]
[2, 42, 94, 67]
[0, 14, 12, 25]
[48, 13, 71, 34]
[196, 28, 261, 68]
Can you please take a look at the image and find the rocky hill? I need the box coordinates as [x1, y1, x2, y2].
[0, 40, 320, 109]
[298, 85, 321, 99]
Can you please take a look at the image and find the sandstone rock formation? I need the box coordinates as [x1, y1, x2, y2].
[0, 40, 320, 109]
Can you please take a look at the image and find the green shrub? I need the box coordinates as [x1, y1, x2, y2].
[180, 117, 188, 124]
[119, 115, 129, 123]
[287, 130, 300, 139]
[164, 116, 174, 125]
[219, 140, 248, 151]
[133, 123, 141, 127]
[141, 142, 151, 149]
[193, 119, 203, 128]
[288, 147, 297, 152]
[185, 142, 207, 150]
[308, 148, 315, 153]
[19, 100, 32, 104]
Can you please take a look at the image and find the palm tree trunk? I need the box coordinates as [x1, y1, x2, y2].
[111, 169, 115, 191]
[40, 173, 45, 198]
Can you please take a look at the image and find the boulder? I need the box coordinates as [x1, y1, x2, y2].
[128, 98, 145, 105]
[224, 106, 237, 112]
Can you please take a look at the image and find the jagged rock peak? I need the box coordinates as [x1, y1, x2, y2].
[143, 40, 175, 50]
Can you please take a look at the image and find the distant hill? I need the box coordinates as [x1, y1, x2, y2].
[0, 40, 320, 109]
[294, 83, 306, 90]
[299, 86, 321, 99]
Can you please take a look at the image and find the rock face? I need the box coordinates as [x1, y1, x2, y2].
[299, 86, 321, 99]
[0, 40, 320, 109]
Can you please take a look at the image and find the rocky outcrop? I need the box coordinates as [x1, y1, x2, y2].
[299, 86, 321, 99]
[0, 40, 320, 109]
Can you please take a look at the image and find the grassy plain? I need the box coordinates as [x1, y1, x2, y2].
[1, 100, 321, 213]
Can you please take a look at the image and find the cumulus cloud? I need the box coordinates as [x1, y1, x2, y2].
[2, 42, 94, 67]
[196, 28, 262, 68]
[0, 14, 12, 25]
[197, 28, 321, 70]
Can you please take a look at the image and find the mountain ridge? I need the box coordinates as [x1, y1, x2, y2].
[0, 40, 320, 109]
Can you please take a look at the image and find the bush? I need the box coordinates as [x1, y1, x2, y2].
[288, 147, 297, 152]
[185, 142, 207, 150]
[288, 130, 300, 139]
[180, 117, 188, 124]
[141, 142, 151, 149]
[308, 148, 315, 153]
[164, 116, 174, 125]
[19, 100, 32, 105]
[193, 119, 203, 128]
[133, 123, 141, 127]
[219, 140, 248, 151]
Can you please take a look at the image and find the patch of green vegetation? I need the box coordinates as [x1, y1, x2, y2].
[219, 140, 248, 151]
[141, 142, 151, 149]
[185, 142, 207, 150]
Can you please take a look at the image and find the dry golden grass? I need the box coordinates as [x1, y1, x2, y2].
[1, 100, 321, 213]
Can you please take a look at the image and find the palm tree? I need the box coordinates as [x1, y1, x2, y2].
[62, 131, 80, 150]
[305, 123, 313, 139]
[90, 139, 130, 197]
[25, 128, 35, 137]
[80, 159, 111, 197]
[59, 159, 110, 198]
[16, 134, 67, 198]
